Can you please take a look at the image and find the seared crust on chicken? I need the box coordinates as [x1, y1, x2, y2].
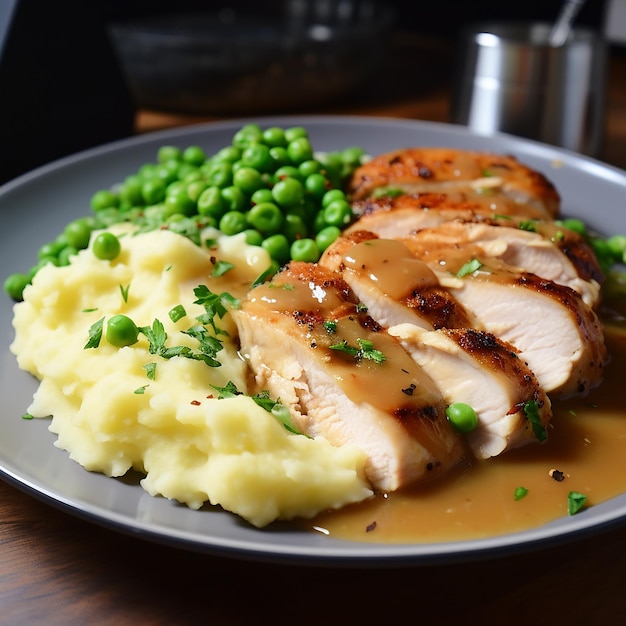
[347, 148, 560, 218]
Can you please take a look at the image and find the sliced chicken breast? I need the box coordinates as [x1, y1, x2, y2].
[388, 324, 552, 459]
[408, 220, 602, 308]
[347, 148, 560, 218]
[320, 231, 474, 330]
[401, 239, 607, 397]
[234, 262, 464, 492]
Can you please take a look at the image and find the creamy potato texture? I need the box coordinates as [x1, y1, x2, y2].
[11, 227, 372, 527]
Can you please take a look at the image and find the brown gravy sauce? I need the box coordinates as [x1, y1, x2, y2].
[302, 318, 626, 544]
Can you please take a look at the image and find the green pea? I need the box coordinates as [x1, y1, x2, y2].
[322, 188, 347, 208]
[560, 218, 587, 235]
[323, 199, 353, 227]
[233, 166, 265, 194]
[298, 159, 322, 178]
[262, 127, 287, 147]
[214, 146, 241, 163]
[304, 172, 329, 199]
[247, 202, 283, 235]
[38, 240, 65, 260]
[262, 233, 290, 265]
[232, 123, 263, 148]
[272, 177, 305, 208]
[287, 137, 313, 164]
[157, 145, 183, 163]
[119, 175, 143, 207]
[175, 162, 198, 181]
[606, 234, 626, 259]
[197, 186, 227, 219]
[106, 314, 139, 347]
[290, 238, 320, 263]
[64, 219, 92, 250]
[186, 179, 208, 203]
[283, 213, 308, 242]
[206, 162, 233, 188]
[221, 185, 247, 212]
[90, 189, 118, 212]
[92, 232, 121, 261]
[284, 126, 308, 142]
[274, 165, 303, 183]
[155, 160, 180, 185]
[138, 163, 158, 180]
[315, 225, 341, 252]
[164, 188, 195, 217]
[4, 272, 30, 301]
[341, 146, 366, 166]
[219, 211, 248, 236]
[141, 178, 166, 205]
[445, 402, 479, 433]
[269, 146, 291, 169]
[241, 143, 273, 172]
[243, 229, 264, 246]
[182, 145, 206, 166]
[251, 188, 274, 205]
[57, 245, 78, 266]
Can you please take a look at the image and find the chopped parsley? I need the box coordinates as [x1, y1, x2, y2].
[211, 382, 306, 436]
[211, 260, 235, 277]
[134, 385, 149, 395]
[323, 320, 337, 334]
[514, 486, 529, 501]
[143, 362, 157, 381]
[518, 220, 538, 232]
[168, 304, 187, 323]
[120, 283, 130, 303]
[84, 317, 104, 349]
[329, 338, 386, 364]
[456, 258, 483, 278]
[524, 400, 548, 442]
[567, 491, 587, 515]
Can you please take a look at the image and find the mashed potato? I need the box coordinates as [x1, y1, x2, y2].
[11, 227, 372, 527]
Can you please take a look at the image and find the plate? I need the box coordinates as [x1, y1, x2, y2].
[1, 115, 625, 567]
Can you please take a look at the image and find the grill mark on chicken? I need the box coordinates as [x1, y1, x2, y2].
[234, 262, 464, 492]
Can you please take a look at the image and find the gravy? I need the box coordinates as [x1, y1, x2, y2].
[304, 317, 626, 543]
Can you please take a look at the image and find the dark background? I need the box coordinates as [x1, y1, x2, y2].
[0, 0, 611, 184]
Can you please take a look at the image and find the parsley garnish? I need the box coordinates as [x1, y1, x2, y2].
[120, 283, 130, 303]
[211, 382, 306, 436]
[329, 338, 386, 364]
[456, 259, 483, 278]
[168, 304, 187, 323]
[518, 220, 538, 232]
[84, 317, 104, 349]
[139, 318, 167, 355]
[251, 266, 277, 289]
[356, 302, 368, 313]
[324, 320, 338, 334]
[524, 400, 548, 442]
[567, 491, 587, 515]
[143, 362, 157, 380]
[211, 260, 235, 277]
[514, 486, 529, 501]
[22, 413, 34, 420]
[134, 385, 149, 395]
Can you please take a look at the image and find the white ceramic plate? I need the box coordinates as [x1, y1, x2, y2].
[1, 116, 625, 566]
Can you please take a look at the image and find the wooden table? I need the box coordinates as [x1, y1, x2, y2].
[2, 42, 626, 626]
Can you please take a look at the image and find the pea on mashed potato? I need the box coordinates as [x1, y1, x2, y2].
[11, 227, 372, 527]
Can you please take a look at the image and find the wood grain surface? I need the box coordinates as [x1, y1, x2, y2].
[2, 39, 626, 626]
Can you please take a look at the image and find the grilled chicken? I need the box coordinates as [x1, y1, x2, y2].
[406, 220, 602, 308]
[320, 231, 474, 330]
[347, 148, 560, 218]
[388, 324, 552, 459]
[401, 237, 607, 397]
[234, 262, 464, 492]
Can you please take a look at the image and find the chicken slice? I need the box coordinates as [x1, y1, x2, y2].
[388, 324, 552, 459]
[320, 231, 475, 330]
[408, 220, 602, 308]
[347, 148, 560, 218]
[402, 239, 607, 397]
[350, 190, 553, 230]
[234, 262, 464, 492]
